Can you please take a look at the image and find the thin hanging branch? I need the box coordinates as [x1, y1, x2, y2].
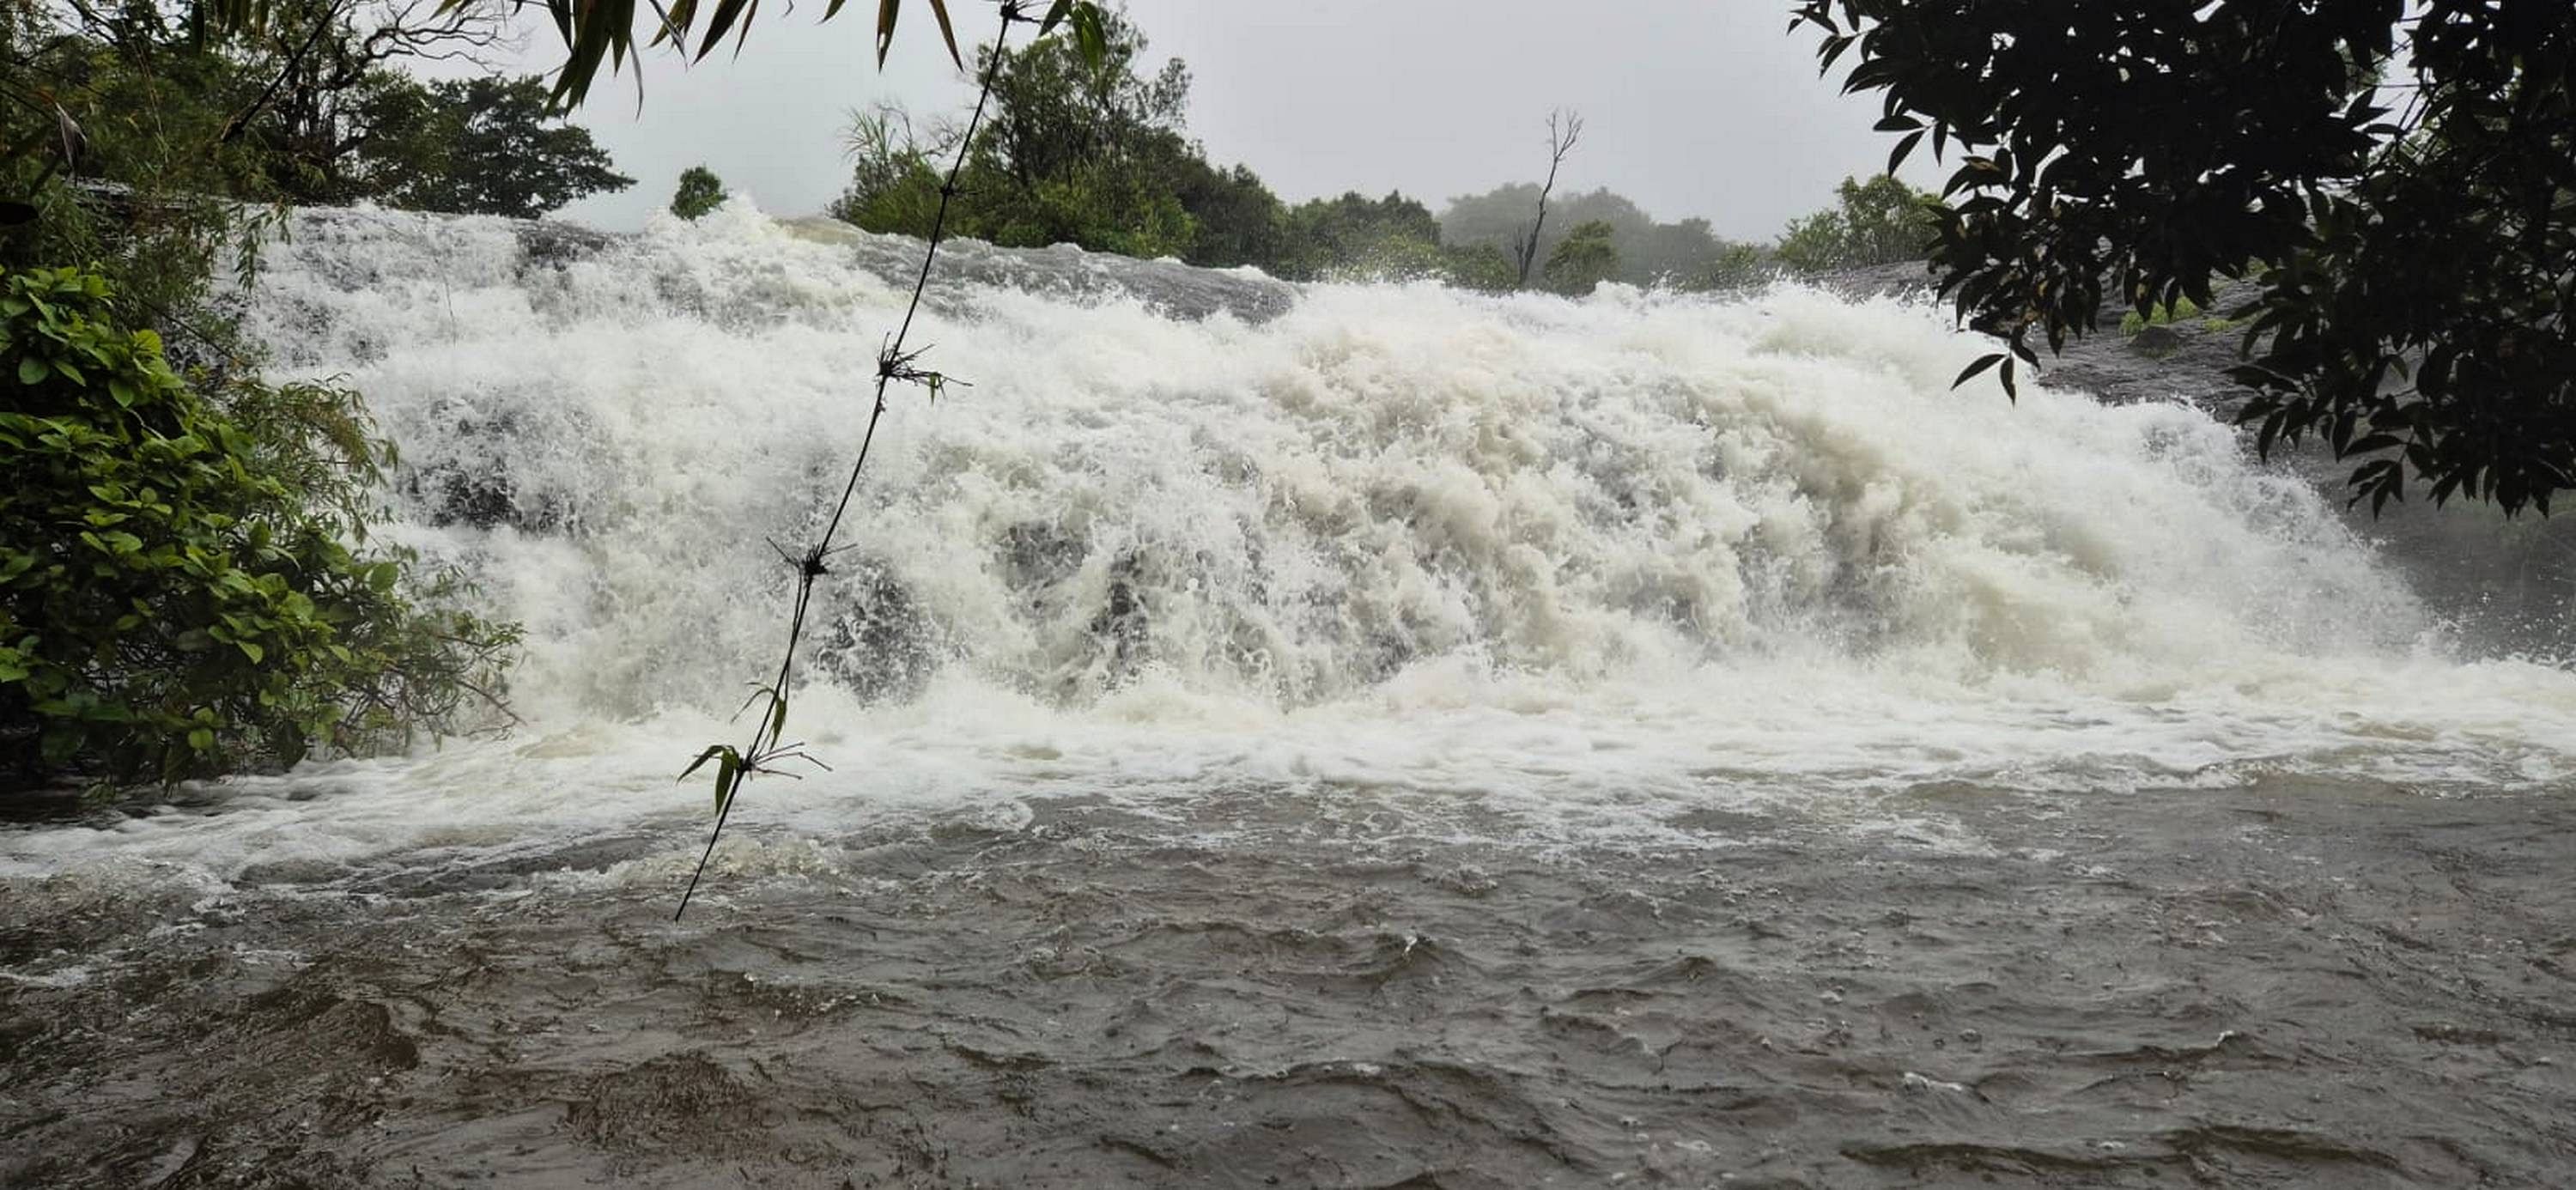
[673, 0, 1039, 920]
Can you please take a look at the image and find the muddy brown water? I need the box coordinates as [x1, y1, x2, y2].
[5, 776, 2572, 1188]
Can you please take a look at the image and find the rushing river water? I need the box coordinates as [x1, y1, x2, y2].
[4, 203, 2574, 1187]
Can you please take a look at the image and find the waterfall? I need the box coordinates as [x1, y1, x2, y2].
[7, 197, 2567, 877]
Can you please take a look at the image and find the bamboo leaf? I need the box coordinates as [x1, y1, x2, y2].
[696, 0, 752, 61]
[1070, 3, 1107, 69]
[927, 0, 962, 70]
[679, 743, 726, 782]
[715, 750, 740, 811]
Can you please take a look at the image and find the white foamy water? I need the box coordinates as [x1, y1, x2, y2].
[7, 201, 2572, 881]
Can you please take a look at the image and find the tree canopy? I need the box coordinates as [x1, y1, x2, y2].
[373, 76, 635, 219]
[671, 165, 727, 221]
[1774, 173, 1937, 272]
[1796, 0, 2576, 514]
[3, 0, 633, 320]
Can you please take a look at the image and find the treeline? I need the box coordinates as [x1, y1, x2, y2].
[831, 12, 1935, 293]
[4, 0, 631, 234]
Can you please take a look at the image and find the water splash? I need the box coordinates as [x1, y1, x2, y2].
[7, 199, 2568, 881]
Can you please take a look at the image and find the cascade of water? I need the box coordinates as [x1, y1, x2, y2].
[6, 198, 2565, 879]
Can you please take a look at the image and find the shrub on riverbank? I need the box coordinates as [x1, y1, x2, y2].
[0, 268, 518, 791]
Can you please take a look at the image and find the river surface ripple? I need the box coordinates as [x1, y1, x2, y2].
[5, 776, 2573, 1187]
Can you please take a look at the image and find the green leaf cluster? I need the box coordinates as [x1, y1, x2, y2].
[1773, 174, 1939, 273]
[1795, 0, 2576, 514]
[671, 165, 727, 222]
[4, 2, 634, 361]
[0, 267, 519, 790]
[357, 76, 637, 221]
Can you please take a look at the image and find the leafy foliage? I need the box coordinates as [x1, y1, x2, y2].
[3, 0, 629, 322]
[361, 76, 635, 218]
[411, 0, 1109, 110]
[3, 4, 535, 797]
[1541, 220, 1619, 294]
[3, 3, 286, 337]
[1774, 174, 1937, 272]
[1276, 191, 1444, 282]
[0, 268, 519, 789]
[1795, 0, 2576, 514]
[830, 14, 1206, 258]
[671, 165, 726, 222]
[1690, 241, 1772, 291]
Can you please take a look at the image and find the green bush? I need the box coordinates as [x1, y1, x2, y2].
[2117, 295, 2203, 337]
[1684, 242, 1773, 291]
[1541, 220, 1621, 294]
[1, 268, 519, 790]
[1437, 242, 1520, 293]
[1776, 174, 1940, 272]
[671, 166, 727, 221]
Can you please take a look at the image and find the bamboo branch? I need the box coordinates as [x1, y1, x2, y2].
[674, 0, 1028, 920]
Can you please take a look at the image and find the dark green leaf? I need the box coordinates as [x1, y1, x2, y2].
[1951, 352, 2005, 389]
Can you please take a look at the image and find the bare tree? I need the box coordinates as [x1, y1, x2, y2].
[1510, 108, 1583, 289]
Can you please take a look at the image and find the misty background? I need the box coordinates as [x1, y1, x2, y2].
[501, 0, 1922, 241]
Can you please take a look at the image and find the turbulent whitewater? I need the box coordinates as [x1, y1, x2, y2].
[4, 203, 2574, 1187]
[35, 202, 2576, 863]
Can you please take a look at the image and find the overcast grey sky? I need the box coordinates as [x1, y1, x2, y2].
[526, 1, 1922, 243]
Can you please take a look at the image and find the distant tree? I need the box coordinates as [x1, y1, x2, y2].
[670, 166, 726, 221]
[1774, 174, 1938, 272]
[833, 12, 1260, 264]
[1277, 191, 1443, 281]
[1795, 0, 2576, 514]
[1541, 220, 1619, 294]
[1169, 161, 1285, 270]
[371, 76, 633, 218]
[829, 14, 1471, 281]
[1510, 110, 1583, 289]
[828, 106, 950, 234]
[1685, 241, 1773, 291]
[1441, 185, 1749, 288]
[219, 0, 513, 205]
[1438, 242, 1520, 293]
